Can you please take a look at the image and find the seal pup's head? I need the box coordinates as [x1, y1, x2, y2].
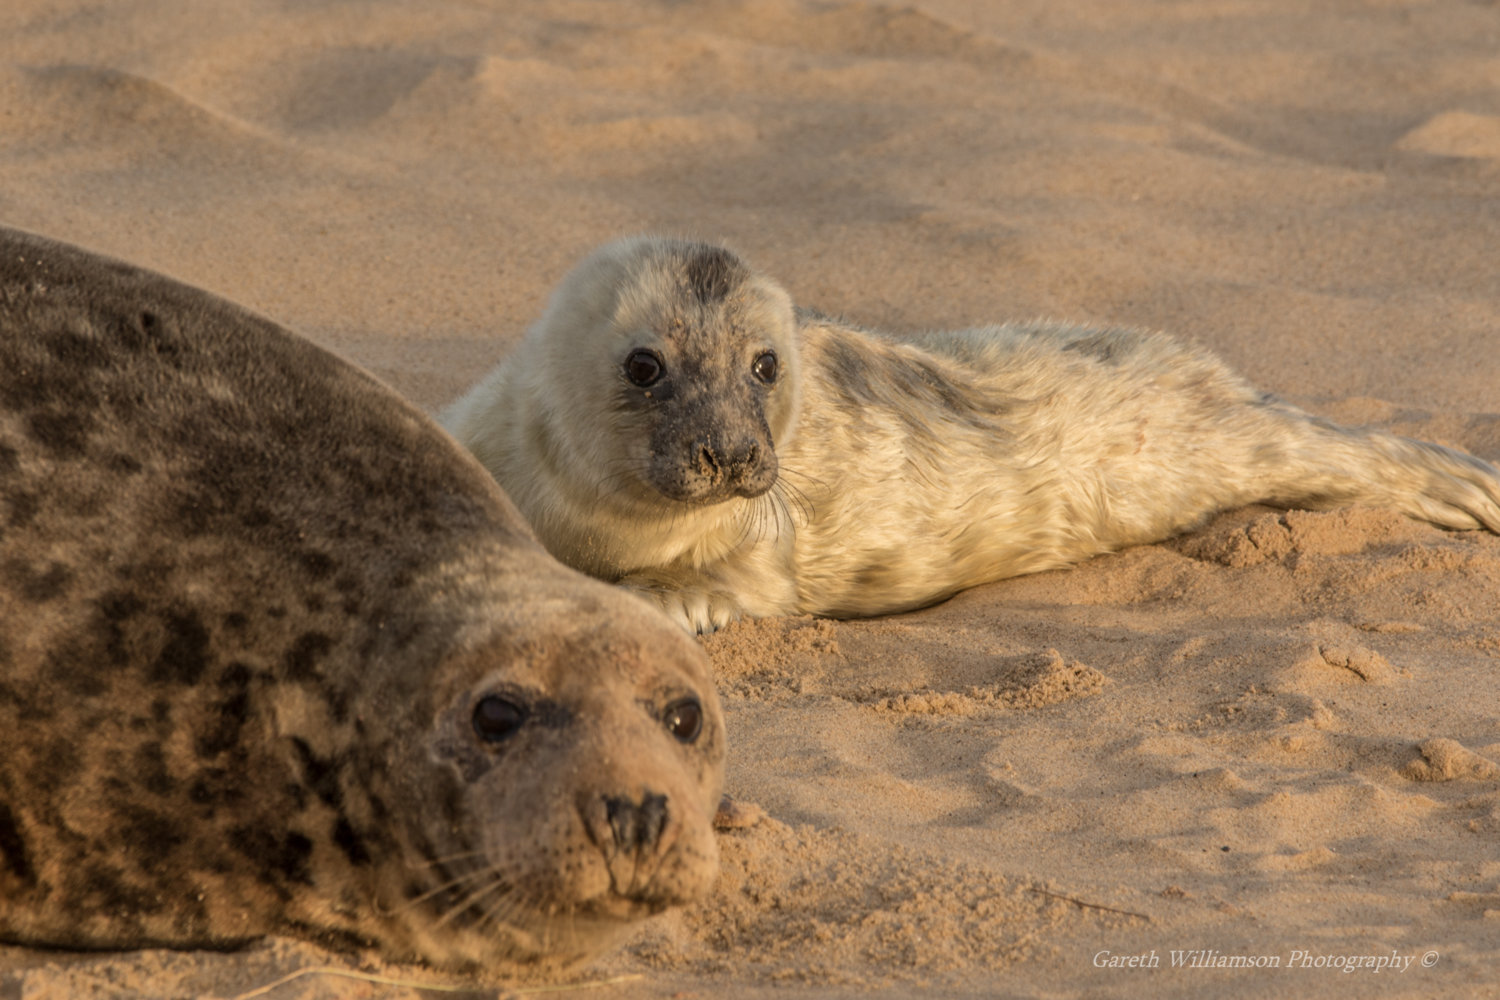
[529, 236, 801, 509]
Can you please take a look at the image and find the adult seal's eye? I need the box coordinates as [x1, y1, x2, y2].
[472, 695, 527, 743]
[624, 349, 665, 387]
[663, 697, 703, 744]
[752, 350, 778, 384]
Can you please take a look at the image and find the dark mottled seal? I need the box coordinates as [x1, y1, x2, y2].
[443, 236, 1500, 632]
[0, 227, 724, 972]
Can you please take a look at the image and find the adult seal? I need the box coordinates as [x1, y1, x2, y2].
[0, 227, 724, 973]
[443, 236, 1500, 633]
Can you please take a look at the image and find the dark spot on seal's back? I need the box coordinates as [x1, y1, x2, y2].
[333, 816, 371, 866]
[79, 860, 166, 916]
[231, 826, 314, 885]
[110, 310, 178, 364]
[150, 609, 211, 686]
[4, 490, 39, 530]
[219, 660, 253, 690]
[292, 738, 343, 809]
[26, 410, 92, 458]
[133, 741, 175, 796]
[100, 592, 145, 622]
[1, 559, 72, 602]
[368, 793, 391, 824]
[683, 245, 740, 304]
[109, 311, 148, 352]
[44, 636, 107, 700]
[115, 803, 185, 864]
[43, 328, 112, 369]
[105, 451, 144, 475]
[0, 801, 35, 884]
[188, 767, 242, 808]
[285, 631, 334, 681]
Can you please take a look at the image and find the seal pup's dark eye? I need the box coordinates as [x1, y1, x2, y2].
[752, 351, 778, 384]
[624, 349, 665, 387]
[663, 697, 703, 744]
[472, 695, 527, 743]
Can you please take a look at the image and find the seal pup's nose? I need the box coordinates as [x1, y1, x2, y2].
[605, 792, 669, 852]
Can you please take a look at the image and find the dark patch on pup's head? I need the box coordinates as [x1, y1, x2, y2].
[682, 244, 744, 304]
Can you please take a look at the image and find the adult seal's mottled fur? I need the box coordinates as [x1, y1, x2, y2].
[0, 227, 725, 972]
[444, 236, 1500, 633]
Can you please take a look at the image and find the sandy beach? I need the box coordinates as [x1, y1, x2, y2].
[2, 1, 1498, 996]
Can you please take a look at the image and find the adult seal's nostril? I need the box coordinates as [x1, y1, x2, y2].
[605, 792, 669, 851]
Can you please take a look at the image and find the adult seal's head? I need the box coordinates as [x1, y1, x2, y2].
[0, 226, 725, 974]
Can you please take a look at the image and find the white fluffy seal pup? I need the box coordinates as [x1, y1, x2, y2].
[443, 236, 1500, 633]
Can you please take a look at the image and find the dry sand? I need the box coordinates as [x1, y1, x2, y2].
[3, 0, 1498, 997]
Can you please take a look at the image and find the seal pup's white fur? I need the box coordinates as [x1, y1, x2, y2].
[444, 237, 1500, 633]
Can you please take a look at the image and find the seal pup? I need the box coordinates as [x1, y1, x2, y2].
[443, 236, 1500, 633]
[0, 226, 724, 973]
